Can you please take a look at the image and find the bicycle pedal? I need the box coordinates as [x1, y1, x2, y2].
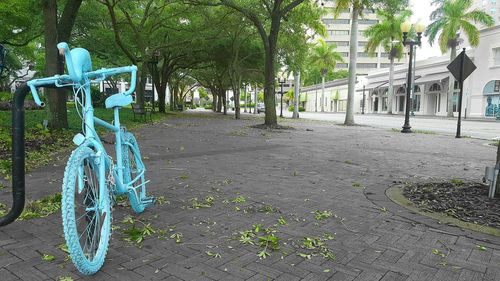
[141, 196, 156, 205]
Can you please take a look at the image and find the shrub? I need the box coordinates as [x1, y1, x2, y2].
[288, 105, 305, 112]
[90, 86, 105, 107]
[0, 92, 12, 102]
[1, 90, 34, 102]
[204, 104, 213, 110]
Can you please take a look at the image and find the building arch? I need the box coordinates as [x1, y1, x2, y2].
[429, 83, 441, 92]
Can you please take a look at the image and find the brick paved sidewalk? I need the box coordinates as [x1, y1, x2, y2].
[1, 111, 500, 280]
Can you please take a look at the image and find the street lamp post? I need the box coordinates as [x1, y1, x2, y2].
[278, 77, 285, 118]
[362, 85, 365, 114]
[0, 44, 7, 77]
[244, 84, 247, 113]
[400, 20, 425, 133]
[410, 45, 417, 116]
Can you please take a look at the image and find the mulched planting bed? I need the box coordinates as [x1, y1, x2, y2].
[403, 181, 500, 228]
[250, 124, 295, 131]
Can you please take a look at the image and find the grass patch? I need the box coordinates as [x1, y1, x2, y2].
[390, 128, 436, 135]
[18, 193, 62, 220]
[231, 196, 246, 204]
[0, 105, 165, 179]
[450, 178, 464, 186]
[314, 210, 334, 221]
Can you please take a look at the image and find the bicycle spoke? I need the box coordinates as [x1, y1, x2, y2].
[79, 215, 96, 241]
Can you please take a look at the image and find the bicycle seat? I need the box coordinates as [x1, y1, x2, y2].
[105, 93, 133, 109]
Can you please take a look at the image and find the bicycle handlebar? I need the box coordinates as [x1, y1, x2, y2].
[27, 42, 138, 107]
[85, 65, 137, 96]
[27, 75, 72, 107]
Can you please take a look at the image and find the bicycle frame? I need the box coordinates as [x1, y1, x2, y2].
[0, 42, 141, 226]
[75, 76, 141, 199]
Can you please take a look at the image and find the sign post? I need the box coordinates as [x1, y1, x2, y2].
[447, 48, 477, 138]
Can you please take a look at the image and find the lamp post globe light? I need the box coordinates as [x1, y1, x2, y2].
[278, 76, 286, 118]
[400, 20, 425, 133]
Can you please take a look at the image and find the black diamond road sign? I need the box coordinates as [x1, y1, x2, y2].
[447, 49, 476, 82]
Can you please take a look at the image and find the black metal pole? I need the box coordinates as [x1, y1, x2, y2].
[410, 45, 417, 116]
[280, 82, 284, 118]
[401, 42, 414, 133]
[456, 49, 465, 138]
[0, 84, 29, 226]
[280, 93, 283, 118]
[362, 85, 365, 114]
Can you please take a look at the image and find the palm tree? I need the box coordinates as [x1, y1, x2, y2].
[426, 0, 494, 117]
[309, 39, 344, 112]
[430, 0, 446, 21]
[333, 0, 375, 125]
[365, 9, 411, 114]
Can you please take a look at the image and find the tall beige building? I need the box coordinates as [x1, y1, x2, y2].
[320, 1, 405, 75]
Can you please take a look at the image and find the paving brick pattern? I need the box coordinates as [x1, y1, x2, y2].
[1, 112, 500, 280]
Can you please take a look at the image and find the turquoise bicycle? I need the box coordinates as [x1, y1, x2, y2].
[27, 43, 155, 275]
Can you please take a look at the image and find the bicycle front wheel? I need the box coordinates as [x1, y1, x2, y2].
[61, 145, 111, 275]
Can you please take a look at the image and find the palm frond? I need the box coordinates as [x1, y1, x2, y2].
[464, 10, 495, 27]
[460, 20, 480, 46]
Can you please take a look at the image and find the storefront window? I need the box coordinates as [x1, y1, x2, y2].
[338, 100, 347, 112]
[412, 95, 421, 112]
[382, 97, 388, 111]
[483, 80, 500, 117]
[398, 95, 405, 112]
[452, 93, 459, 112]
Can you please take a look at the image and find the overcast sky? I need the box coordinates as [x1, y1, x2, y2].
[409, 0, 443, 60]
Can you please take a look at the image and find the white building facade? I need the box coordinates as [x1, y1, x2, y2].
[300, 25, 500, 118]
[301, 78, 361, 113]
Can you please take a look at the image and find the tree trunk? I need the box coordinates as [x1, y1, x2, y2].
[222, 90, 227, 115]
[243, 88, 247, 113]
[344, 8, 358, 126]
[321, 75, 325, 112]
[212, 93, 217, 112]
[254, 83, 258, 114]
[315, 90, 318, 112]
[234, 87, 240, 119]
[169, 86, 174, 111]
[216, 94, 222, 112]
[387, 55, 395, 114]
[174, 89, 179, 110]
[158, 83, 167, 113]
[135, 64, 146, 107]
[293, 71, 300, 118]
[447, 47, 457, 117]
[263, 47, 277, 126]
[43, 0, 68, 129]
[496, 141, 500, 197]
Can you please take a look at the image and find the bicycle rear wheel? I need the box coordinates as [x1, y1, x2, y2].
[62, 145, 111, 275]
[122, 132, 153, 213]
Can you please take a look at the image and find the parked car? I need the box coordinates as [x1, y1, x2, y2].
[257, 102, 265, 113]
